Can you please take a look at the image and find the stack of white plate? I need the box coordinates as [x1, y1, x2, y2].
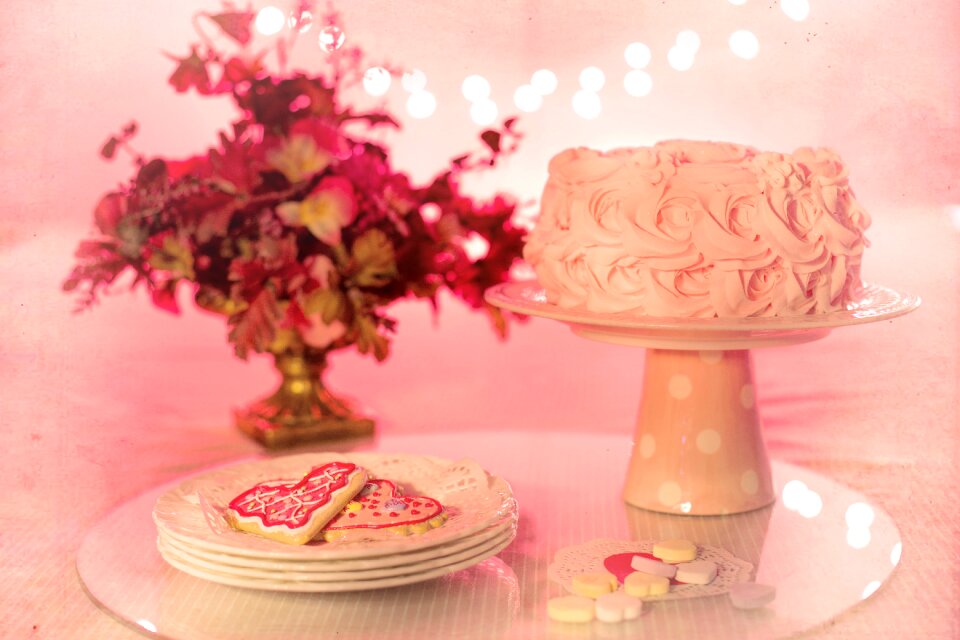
[152, 452, 518, 592]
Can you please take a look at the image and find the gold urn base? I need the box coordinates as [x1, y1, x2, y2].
[235, 348, 375, 449]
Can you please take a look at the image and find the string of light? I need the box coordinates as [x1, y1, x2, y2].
[254, 0, 811, 123]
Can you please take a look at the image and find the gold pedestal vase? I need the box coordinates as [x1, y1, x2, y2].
[235, 346, 374, 448]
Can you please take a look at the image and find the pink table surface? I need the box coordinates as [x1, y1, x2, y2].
[0, 210, 957, 638]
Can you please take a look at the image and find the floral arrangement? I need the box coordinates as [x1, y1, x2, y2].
[64, 3, 525, 364]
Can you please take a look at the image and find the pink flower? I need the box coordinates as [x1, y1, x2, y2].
[277, 176, 357, 246]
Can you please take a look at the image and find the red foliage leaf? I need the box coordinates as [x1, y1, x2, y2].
[136, 159, 169, 192]
[208, 133, 262, 194]
[208, 11, 254, 45]
[282, 299, 311, 329]
[480, 130, 502, 154]
[151, 281, 181, 314]
[167, 47, 211, 94]
[100, 136, 119, 160]
[228, 286, 283, 359]
[93, 193, 127, 236]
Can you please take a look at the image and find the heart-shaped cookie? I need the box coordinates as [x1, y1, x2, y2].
[320, 479, 447, 542]
[226, 461, 367, 545]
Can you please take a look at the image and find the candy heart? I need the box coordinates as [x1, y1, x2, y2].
[226, 462, 367, 545]
[603, 552, 681, 585]
[321, 479, 447, 541]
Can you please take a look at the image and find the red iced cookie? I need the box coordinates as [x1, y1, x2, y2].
[321, 479, 446, 541]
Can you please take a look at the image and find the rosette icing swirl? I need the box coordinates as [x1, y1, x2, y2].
[523, 141, 870, 318]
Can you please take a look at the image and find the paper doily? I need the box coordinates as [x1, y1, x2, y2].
[548, 538, 753, 601]
[153, 453, 516, 559]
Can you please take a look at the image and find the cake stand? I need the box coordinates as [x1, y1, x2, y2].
[485, 281, 920, 516]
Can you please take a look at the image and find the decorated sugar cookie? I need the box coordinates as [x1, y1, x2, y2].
[226, 462, 367, 545]
[320, 479, 447, 542]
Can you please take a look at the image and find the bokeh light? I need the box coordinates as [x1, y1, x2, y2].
[406, 90, 436, 119]
[420, 203, 441, 223]
[578, 66, 606, 92]
[624, 42, 652, 69]
[463, 232, 491, 261]
[730, 30, 760, 59]
[797, 490, 823, 518]
[667, 46, 696, 71]
[318, 25, 345, 52]
[287, 9, 313, 33]
[513, 85, 543, 112]
[782, 479, 809, 511]
[846, 527, 872, 549]
[531, 69, 558, 95]
[845, 502, 876, 529]
[362, 67, 391, 97]
[890, 542, 902, 566]
[676, 29, 702, 52]
[781, 0, 811, 21]
[469, 99, 498, 126]
[461, 75, 491, 102]
[572, 90, 601, 119]
[623, 70, 653, 97]
[401, 69, 427, 92]
[255, 6, 285, 36]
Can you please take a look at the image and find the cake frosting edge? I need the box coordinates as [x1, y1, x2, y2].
[523, 141, 871, 318]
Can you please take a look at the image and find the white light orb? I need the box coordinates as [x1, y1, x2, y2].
[287, 9, 313, 33]
[846, 527, 872, 550]
[401, 68, 427, 93]
[730, 30, 760, 59]
[362, 67, 391, 97]
[513, 84, 543, 112]
[797, 490, 824, 519]
[862, 580, 882, 600]
[781, 0, 811, 21]
[781, 479, 809, 511]
[623, 70, 653, 97]
[948, 205, 960, 230]
[469, 99, 498, 126]
[420, 203, 442, 223]
[572, 90, 601, 120]
[676, 29, 701, 52]
[462, 232, 491, 261]
[406, 90, 436, 119]
[845, 502, 876, 530]
[531, 68, 558, 95]
[461, 74, 491, 102]
[728, 0, 748, 5]
[318, 25, 345, 52]
[667, 46, 696, 71]
[624, 42, 652, 69]
[578, 66, 606, 92]
[255, 6, 286, 36]
[890, 542, 902, 566]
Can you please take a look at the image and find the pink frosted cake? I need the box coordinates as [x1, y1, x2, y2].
[523, 140, 871, 318]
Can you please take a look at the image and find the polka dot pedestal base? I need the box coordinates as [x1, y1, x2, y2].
[484, 281, 920, 518]
[623, 349, 774, 515]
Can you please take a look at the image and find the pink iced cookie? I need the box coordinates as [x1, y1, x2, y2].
[321, 479, 446, 541]
[226, 461, 367, 545]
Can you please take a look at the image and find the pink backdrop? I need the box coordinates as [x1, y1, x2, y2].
[0, 2, 958, 638]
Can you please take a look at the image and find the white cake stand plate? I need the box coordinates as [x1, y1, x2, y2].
[486, 282, 920, 515]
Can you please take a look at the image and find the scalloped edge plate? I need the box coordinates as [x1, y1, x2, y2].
[156, 528, 517, 592]
[486, 281, 920, 332]
[153, 453, 517, 561]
